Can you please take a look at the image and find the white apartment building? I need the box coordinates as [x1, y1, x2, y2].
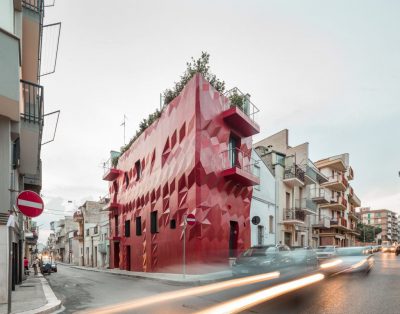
[250, 149, 276, 246]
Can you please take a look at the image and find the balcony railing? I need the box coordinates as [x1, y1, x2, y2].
[223, 87, 259, 123]
[284, 165, 305, 183]
[22, 0, 44, 12]
[21, 80, 44, 124]
[322, 173, 348, 191]
[310, 188, 329, 204]
[283, 208, 306, 223]
[220, 148, 260, 186]
[295, 198, 317, 213]
[103, 152, 122, 181]
[320, 195, 348, 210]
[303, 159, 328, 184]
[330, 217, 348, 228]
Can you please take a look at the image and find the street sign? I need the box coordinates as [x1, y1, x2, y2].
[186, 214, 196, 226]
[16, 190, 44, 218]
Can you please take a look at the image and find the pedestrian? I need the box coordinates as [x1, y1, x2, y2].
[23, 256, 29, 275]
[33, 257, 39, 275]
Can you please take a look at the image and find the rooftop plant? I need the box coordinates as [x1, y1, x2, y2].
[111, 52, 246, 167]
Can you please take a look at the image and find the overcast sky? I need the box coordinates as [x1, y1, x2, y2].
[35, 0, 400, 243]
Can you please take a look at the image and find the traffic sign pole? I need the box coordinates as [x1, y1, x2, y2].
[183, 217, 186, 279]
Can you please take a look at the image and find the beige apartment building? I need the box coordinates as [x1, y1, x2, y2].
[0, 0, 60, 302]
[314, 154, 361, 246]
[254, 129, 329, 248]
[359, 208, 398, 243]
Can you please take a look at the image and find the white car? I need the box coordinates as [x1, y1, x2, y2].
[316, 246, 337, 260]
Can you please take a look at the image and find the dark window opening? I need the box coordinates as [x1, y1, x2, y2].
[135, 160, 141, 181]
[170, 219, 176, 229]
[12, 138, 20, 169]
[124, 172, 129, 188]
[151, 211, 158, 234]
[125, 220, 131, 237]
[135, 216, 142, 236]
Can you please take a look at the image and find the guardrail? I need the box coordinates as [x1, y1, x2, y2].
[220, 148, 259, 177]
[21, 80, 44, 124]
[223, 87, 259, 123]
[284, 165, 305, 182]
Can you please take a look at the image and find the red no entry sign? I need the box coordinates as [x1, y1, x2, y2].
[186, 214, 196, 226]
[16, 190, 44, 218]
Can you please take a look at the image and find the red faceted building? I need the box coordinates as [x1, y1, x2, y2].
[103, 74, 260, 273]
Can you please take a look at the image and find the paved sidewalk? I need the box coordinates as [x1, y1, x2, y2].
[58, 262, 233, 284]
[0, 270, 61, 314]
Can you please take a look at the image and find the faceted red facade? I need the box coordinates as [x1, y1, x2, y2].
[108, 74, 258, 273]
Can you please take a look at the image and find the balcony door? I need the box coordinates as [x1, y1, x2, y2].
[228, 135, 240, 168]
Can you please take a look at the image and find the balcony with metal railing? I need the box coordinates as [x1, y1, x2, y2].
[220, 148, 260, 186]
[22, 0, 44, 12]
[348, 166, 354, 180]
[310, 188, 330, 204]
[283, 165, 305, 187]
[321, 173, 348, 192]
[221, 88, 260, 137]
[348, 187, 361, 207]
[295, 198, 317, 214]
[330, 217, 348, 230]
[312, 217, 331, 229]
[303, 159, 329, 185]
[103, 154, 122, 181]
[320, 195, 348, 211]
[283, 208, 306, 224]
[21, 80, 44, 124]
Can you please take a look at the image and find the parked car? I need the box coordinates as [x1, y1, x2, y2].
[51, 262, 57, 272]
[232, 245, 293, 276]
[290, 247, 319, 270]
[316, 246, 337, 260]
[364, 246, 374, 254]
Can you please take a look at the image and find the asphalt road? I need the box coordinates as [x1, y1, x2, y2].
[48, 253, 400, 314]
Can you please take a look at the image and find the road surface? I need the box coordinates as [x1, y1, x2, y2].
[47, 253, 400, 313]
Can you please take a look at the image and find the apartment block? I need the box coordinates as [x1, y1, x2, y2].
[314, 154, 361, 246]
[254, 129, 328, 248]
[359, 208, 398, 243]
[73, 199, 110, 268]
[0, 0, 59, 302]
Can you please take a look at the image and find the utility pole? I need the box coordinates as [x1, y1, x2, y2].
[120, 115, 127, 146]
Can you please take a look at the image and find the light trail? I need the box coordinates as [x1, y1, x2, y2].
[195, 273, 325, 314]
[320, 259, 343, 269]
[80, 271, 280, 314]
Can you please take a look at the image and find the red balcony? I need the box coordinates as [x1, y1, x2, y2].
[220, 148, 260, 186]
[222, 88, 260, 137]
[102, 156, 122, 181]
[348, 166, 354, 180]
[321, 174, 347, 192]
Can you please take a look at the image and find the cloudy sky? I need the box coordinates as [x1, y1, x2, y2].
[35, 0, 400, 243]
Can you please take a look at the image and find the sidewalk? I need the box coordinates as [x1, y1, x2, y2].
[0, 270, 61, 314]
[58, 262, 233, 285]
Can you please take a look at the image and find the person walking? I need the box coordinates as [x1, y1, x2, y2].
[33, 257, 39, 275]
[23, 256, 29, 275]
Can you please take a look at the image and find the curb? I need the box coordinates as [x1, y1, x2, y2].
[58, 263, 233, 286]
[16, 273, 61, 314]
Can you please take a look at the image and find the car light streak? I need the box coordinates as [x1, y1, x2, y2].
[195, 273, 325, 314]
[350, 259, 367, 269]
[80, 271, 280, 313]
[320, 259, 343, 269]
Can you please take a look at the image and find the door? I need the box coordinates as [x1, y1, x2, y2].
[229, 221, 239, 257]
[126, 246, 131, 270]
[257, 225, 264, 245]
[286, 192, 290, 209]
[284, 232, 292, 247]
[94, 247, 98, 267]
[228, 136, 239, 167]
[114, 242, 120, 268]
[301, 235, 305, 247]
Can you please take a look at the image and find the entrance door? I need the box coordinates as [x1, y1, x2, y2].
[284, 232, 292, 247]
[229, 221, 239, 257]
[94, 247, 98, 267]
[126, 246, 131, 270]
[301, 235, 305, 247]
[114, 242, 120, 268]
[257, 225, 264, 245]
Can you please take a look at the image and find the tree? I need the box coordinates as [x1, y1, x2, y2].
[356, 223, 382, 243]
